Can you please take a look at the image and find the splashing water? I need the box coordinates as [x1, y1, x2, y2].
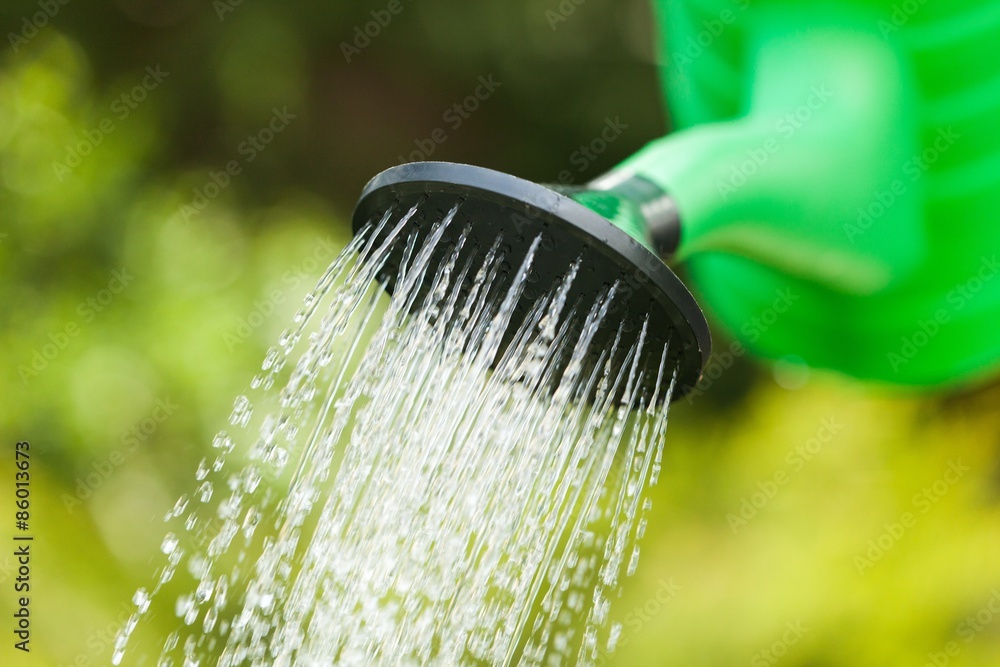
[114, 204, 678, 666]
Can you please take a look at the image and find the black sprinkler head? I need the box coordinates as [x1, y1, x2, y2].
[350, 162, 710, 403]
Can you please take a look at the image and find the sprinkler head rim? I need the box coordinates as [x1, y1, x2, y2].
[351, 161, 711, 401]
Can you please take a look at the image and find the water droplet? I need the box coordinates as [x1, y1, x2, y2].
[262, 347, 280, 371]
[187, 554, 209, 579]
[175, 594, 193, 619]
[158, 564, 176, 586]
[195, 578, 213, 605]
[133, 588, 150, 613]
[161, 533, 179, 555]
[166, 495, 189, 521]
[212, 432, 235, 453]
[229, 396, 252, 427]
[269, 447, 289, 471]
[203, 606, 218, 634]
[607, 621, 623, 652]
[626, 546, 641, 576]
[197, 482, 213, 503]
[242, 508, 261, 540]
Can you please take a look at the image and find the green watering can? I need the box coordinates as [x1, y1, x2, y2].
[353, 0, 1000, 399]
[584, 0, 1000, 389]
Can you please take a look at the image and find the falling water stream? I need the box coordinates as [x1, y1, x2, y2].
[114, 203, 678, 666]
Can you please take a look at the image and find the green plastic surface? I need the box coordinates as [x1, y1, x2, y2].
[593, 0, 1000, 388]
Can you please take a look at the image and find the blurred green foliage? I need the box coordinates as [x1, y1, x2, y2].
[0, 1, 998, 666]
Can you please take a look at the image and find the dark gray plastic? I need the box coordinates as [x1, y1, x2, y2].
[351, 161, 710, 402]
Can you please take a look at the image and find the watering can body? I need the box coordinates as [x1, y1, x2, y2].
[591, 0, 1000, 388]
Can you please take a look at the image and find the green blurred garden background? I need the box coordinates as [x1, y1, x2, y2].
[2, 0, 999, 665]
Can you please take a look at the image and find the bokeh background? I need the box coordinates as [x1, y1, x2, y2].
[2, 0, 1000, 665]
